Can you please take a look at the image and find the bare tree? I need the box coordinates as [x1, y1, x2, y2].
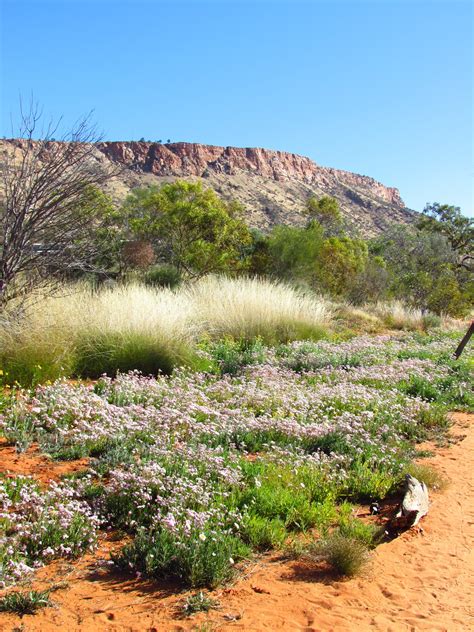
[0, 101, 119, 309]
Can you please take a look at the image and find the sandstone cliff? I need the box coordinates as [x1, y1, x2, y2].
[2, 140, 415, 235]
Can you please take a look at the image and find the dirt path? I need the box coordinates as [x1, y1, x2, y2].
[1, 413, 473, 632]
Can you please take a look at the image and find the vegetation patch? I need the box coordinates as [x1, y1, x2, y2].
[0, 331, 470, 590]
[0, 590, 52, 616]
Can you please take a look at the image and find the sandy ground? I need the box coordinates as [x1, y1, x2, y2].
[0, 412, 472, 632]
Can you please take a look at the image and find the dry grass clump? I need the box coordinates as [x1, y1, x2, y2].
[0, 290, 82, 383]
[186, 276, 332, 343]
[0, 277, 333, 383]
[406, 463, 449, 492]
[332, 303, 384, 333]
[297, 532, 370, 578]
[0, 284, 197, 383]
[317, 532, 370, 577]
[73, 284, 197, 378]
[1, 278, 449, 386]
[370, 301, 441, 331]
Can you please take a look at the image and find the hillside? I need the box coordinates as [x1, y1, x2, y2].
[1, 140, 415, 235]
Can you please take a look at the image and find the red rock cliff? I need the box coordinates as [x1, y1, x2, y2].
[96, 142, 404, 207]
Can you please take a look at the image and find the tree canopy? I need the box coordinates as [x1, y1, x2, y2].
[120, 180, 252, 279]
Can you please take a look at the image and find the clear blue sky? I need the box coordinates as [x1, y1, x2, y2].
[1, 0, 472, 215]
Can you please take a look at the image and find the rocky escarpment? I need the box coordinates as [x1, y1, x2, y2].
[1, 139, 415, 235]
[94, 142, 413, 235]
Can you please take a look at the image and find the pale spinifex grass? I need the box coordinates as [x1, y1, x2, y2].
[0, 284, 197, 381]
[370, 300, 440, 331]
[186, 276, 332, 342]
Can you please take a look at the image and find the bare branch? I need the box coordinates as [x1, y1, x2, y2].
[0, 102, 121, 308]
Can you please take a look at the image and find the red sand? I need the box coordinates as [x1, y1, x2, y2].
[1, 412, 473, 631]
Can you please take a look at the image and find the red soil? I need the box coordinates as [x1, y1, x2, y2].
[0, 439, 89, 486]
[0, 413, 473, 631]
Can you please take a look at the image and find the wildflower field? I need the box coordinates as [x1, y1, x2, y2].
[0, 329, 472, 596]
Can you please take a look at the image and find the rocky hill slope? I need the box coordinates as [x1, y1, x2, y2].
[2, 140, 415, 235]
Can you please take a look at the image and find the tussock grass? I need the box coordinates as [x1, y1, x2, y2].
[0, 278, 450, 385]
[73, 285, 196, 378]
[187, 276, 332, 343]
[370, 301, 440, 331]
[0, 284, 196, 383]
[316, 532, 370, 577]
[0, 277, 332, 384]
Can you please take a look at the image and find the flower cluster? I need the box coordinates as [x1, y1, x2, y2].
[0, 331, 469, 586]
[0, 476, 99, 587]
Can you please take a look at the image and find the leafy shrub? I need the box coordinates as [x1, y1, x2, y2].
[208, 337, 266, 375]
[337, 505, 383, 548]
[241, 515, 287, 550]
[115, 528, 250, 588]
[144, 264, 181, 288]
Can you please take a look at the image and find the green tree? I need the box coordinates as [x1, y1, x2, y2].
[120, 180, 252, 278]
[305, 196, 343, 235]
[349, 255, 389, 303]
[316, 236, 368, 296]
[426, 266, 472, 316]
[267, 223, 325, 283]
[417, 203, 473, 271]
[374, 223, 472, 315]
[247, 229, 272, 276]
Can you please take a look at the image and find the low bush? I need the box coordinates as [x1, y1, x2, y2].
[315, 532, 370, 577]
[115, 528, 250, 588]
[207, 337, 266, 375]
[144, 264, 182, 289]
[0, 590, 51, 616]
[180, 591, 220, 616]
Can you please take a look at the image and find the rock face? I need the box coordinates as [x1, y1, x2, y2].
[1, 139, 415, 235]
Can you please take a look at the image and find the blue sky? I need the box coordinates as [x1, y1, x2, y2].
[1, 0, 472, 215]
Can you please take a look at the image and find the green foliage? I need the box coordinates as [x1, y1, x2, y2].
[337, 505, 383, 548]
[207, 337, 266, 375]
[316, 237, 368, 296]
[240, 515, 287, 550]
[144, 263, 182, 288]
[247, 229, 273, 275]
[267, 223, 324, 282]
[181, 591, 220, 616]
[120, 181, 252, 278]
[305, 196, 343, 235]
[348, 255, 389, 303]
[342, 460, 401, 501]
[417, 203, 473, 269]
[115, 528, 249, 588]
[374, 219, 472, 316]
[237, 461, 337, 533]
[0, 590, 51, 616]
